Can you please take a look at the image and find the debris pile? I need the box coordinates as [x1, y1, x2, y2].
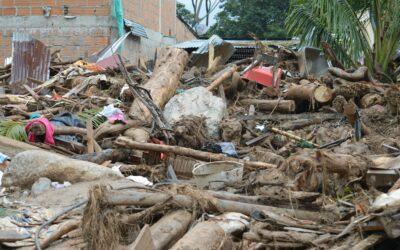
[0, 34, 399, 249]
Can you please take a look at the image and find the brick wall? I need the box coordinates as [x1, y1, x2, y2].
[0, 0, 111, 16]
[161, 0, 176, 36]
[0, 16, 111, 62]
[0, 0, 195, 64]
[176, 17, 197, 42]
[122, 0, 176, 36]
[0, 0, 112, 62]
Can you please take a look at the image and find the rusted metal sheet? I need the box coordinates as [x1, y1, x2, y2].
[10, 33, 51, 94]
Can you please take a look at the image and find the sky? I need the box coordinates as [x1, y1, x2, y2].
[177, 0, 222, 26]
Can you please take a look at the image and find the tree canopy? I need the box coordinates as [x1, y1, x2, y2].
[286, 0, 400, 81]
[208, 0, 290, 39]
[177, 2, 196, 28]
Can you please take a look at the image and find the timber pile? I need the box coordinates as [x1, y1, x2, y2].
[0, 40, 399, 250]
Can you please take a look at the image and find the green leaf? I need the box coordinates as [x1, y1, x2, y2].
[0, 121, 27, 142]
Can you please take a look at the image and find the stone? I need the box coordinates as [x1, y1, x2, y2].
[163, 87, 226, 136]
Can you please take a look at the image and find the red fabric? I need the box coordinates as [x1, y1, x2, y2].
[25, 118, 55, 145]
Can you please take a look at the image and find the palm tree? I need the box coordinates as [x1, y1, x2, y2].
[286, 0, 400, 82]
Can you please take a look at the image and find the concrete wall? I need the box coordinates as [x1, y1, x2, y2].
[112, 26, 176, 65]
[0, 16, 111, 62]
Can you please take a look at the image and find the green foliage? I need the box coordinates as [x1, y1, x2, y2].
[209, 0, 290, 39]
[77, 109, 107, 129]
[286, 0, 400, 81]
[0, 121, 27, 142]
[177, 2, 196, 28]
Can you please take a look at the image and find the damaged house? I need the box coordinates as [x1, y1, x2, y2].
[0, 0, 198, 64]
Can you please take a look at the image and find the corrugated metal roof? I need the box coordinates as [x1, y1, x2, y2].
[174, 39, 207, 49]
[10, 33, 50, 94]
[124, 19, 148, 38]
[175, 35, 235, 67]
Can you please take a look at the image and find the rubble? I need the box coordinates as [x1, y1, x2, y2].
[0, 32, 399, 250]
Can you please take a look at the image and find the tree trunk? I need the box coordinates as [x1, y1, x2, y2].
[150, 210, 192, 250]
[40, 220, 80, 249]
[328, 66, 368, 81]
[0, 94, 34, 105]
[129, 47, 189, 123]
[207, 65, 237, 91]
[115, 136, 277, 169]
[0, 136, 41, 157]
[316, 150, 369, 177]
[285, 84, 333, 107]
[71, 149, 131, 164]
[170, 221, 228, 250]
[2, 150, 122, 188]
[102, 189, 337, 222]
[285, 84, 316, 103]
[241, 99, 295, 113]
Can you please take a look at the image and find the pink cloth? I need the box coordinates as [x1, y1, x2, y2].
[108, 113, 127, 124]
[25, 118, 55, 145]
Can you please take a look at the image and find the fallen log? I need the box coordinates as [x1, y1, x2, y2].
[54, 126, 87, 135]
[115, 136, 276, 169]
[40, 220, 80, 249]
[102, 189, 337, 222]
[207, 65, 237, 91]
[256, 229, 317, 244]
[170, 221, 230, 250]
[328, 66, 368, 81]
[150, 210, 192, 250]
[71, 149, 131, 164]
[0, 94, 34, 105]
[279, 118, 326, 131]
[0, 136, 41, 157]
[2, 150, 122, 188]
[94, 120, 144, 140]
[316, 150, 370, 177]
[238, 113, 342, 121]
[285, 84, 333, 108]
[240, 99, 295, 113]
[129, 47, 189, 123]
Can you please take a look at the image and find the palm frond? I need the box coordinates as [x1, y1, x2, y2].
[77, 108, 107, 129]
[286, 4, 356, 67]
[286, 0, 372, 68]
[0, 121, 27, 142]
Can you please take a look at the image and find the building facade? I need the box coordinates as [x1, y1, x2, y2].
[0, 0, 197, 64]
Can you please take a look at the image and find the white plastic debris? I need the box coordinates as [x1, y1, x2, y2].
[372, 188, 400, 210]
[163, 87, 226, 136]
[126, 176, 153, 186]
[100, 104, 126, 124]
[51, 181, 72, 189]
[111, 165, 123, 175]
[120, 83, 130, 96]
[0, 171, 3, 186]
